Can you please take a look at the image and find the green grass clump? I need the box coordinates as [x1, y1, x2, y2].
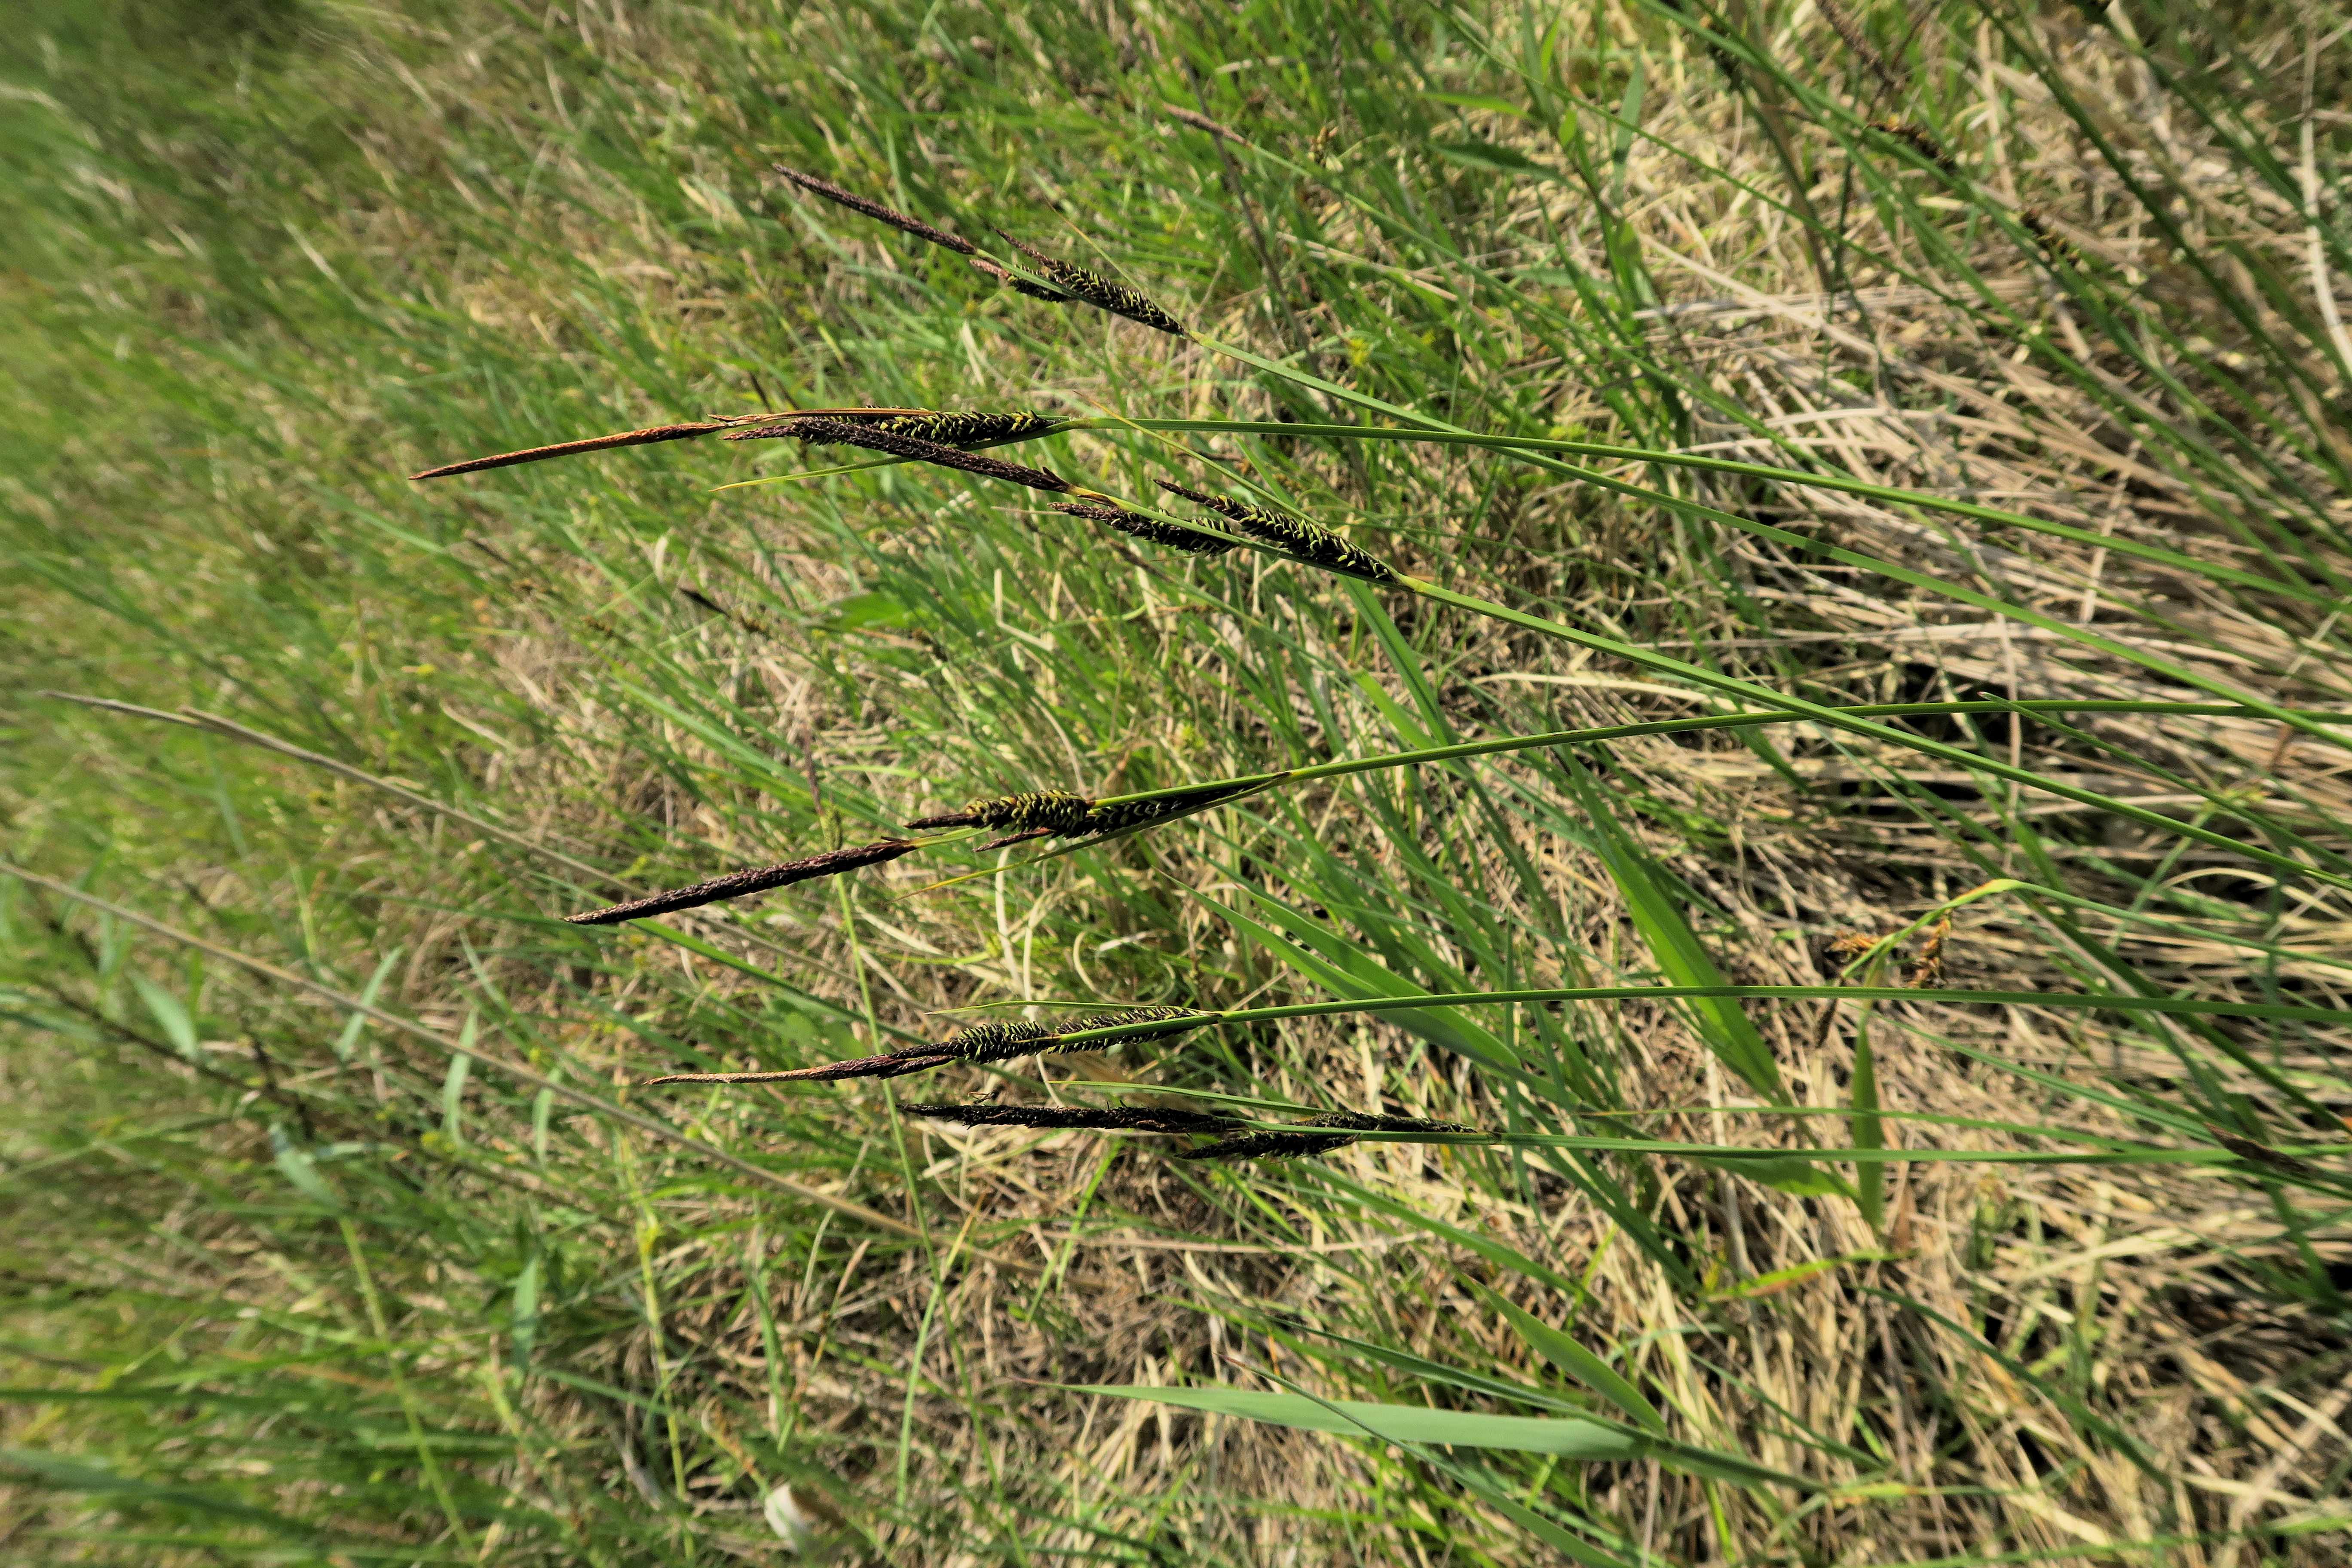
[7, 0, 2352, 1563]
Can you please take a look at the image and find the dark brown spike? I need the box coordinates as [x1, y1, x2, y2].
[725, 409, 1057, 450]
[2206, 1126, 2319, 1179]
[1872, 118, 1955, 174]
[2016, 206, 2081, 267]
[1151, 480, 1398, 584]
[1076, 781, 1259, 838]
[566, 838, 920, 925]
[1298, 1112, 1478, 1135]
[772, 163, 977, 254]
[990, 229, 1186, 335]
[1176, 1130, 1360, 1161]
[903, 1102, 1241, 1134]
[411, 421, 730, 481]
[722, 1006, 1208, 1092]
[641, 1052, 956, 1087]
[788, 417, 1069, 493]
[1050, 500, 1238, 557]
[1176, 1114, 1467, 1166]
[1818, 0, 1903, 96]
[1174, 1110, 1477, 1161]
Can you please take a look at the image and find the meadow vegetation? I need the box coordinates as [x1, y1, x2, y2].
[5, 0, 2351, 1562]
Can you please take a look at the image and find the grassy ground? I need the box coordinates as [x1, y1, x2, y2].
[6, 0, 2352, 1562]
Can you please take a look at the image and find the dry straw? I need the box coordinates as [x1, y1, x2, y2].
[566, 838, 919, 925]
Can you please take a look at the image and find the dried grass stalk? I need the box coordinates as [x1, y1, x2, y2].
[990, 229, 1187, 335]
[567, 838, 919, 925]
[771, 162, 977, 254]
[1051, 499, 1238, 556]
[787, 417, 1069, 492]
[1161, 104, 1247, 145]
[1153, 480, 1398, 583]
[411, 421, 732, 481]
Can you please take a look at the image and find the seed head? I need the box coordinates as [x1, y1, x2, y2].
[412, 421, 732, 481]
[2206, 1126, 2318, 1178]
[1176, 1130, 1359, 1161]
[931, 1006, 1207, 1065]
[2017, 207, 2080, 267]
[1871, 118, 1955, 173]
[686, 1005, 1209, 1087]
[1046, 1005, 1210, 1052]
[1176, 1111, 1477, 1162]
[879, 410, 1057, 447]
[772, 163, 977, 254]
[968, 254, 1075, 302]
[1909, 916, 1951, 989]
[908, 789, 1093, 833]
[1051, 500, 1237, 556]
[1078, 781, 1259, 838]
[1819, 0, 1903, 95]
[991, 230, 1187, 335]
[788, 417, 1069, 492]
[724, 409, 1057, 450]
[644, 1052, 952, 1087]
[567, 838, 919, 925]
[1153, 481, 1398, 584]
[904, 1102, 1240, 1135]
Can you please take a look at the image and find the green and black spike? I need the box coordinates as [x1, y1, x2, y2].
[1153, 481, 1398, 584]
[1052, 499, 1237, 556]
[992, 230, 1187, 335]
